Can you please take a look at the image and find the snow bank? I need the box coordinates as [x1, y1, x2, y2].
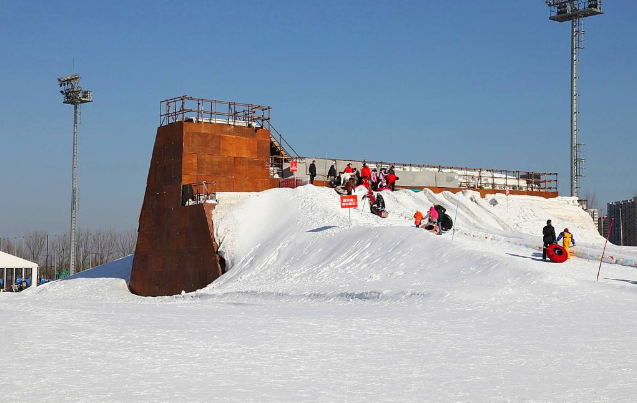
[22, 185, 637, 302]
[203, 185, 637, 302]
[23, 255, 136, 301]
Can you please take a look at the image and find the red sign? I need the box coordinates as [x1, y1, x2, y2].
[290, 160, 298, 172]
[340, 195, 358, 209]
[505, 185, 510, 196]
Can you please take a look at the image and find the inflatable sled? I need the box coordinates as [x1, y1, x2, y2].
[441, 213, 453, 231]
[546, 244, 568, 263]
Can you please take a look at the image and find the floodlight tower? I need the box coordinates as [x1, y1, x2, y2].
[546, 0, 603, 198]
[57, 74, 93, 276]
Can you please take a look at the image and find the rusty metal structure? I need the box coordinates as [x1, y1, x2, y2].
[131, 95, 561, 296]
[130, 96, 280, 296]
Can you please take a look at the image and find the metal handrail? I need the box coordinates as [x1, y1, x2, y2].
[299, 156, 558, 192]
[269, 122, 300, 158]
[182, 181, 218, 206]
[160, 95, 271, 128]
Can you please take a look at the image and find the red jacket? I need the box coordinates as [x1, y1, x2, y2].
[386, 173, 397, 185]
[361, 166, 371, 178]
[344, 165, 353, 173]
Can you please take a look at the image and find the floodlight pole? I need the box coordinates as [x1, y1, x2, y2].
[570, 18, 579, 198]
[547, 0, 603, 199]
[70, 103, 79, 276]
[58, 73, 92, 277]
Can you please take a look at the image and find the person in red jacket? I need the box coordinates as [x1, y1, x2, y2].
[360, 162, 371, 189]
[386, 172, 398, 191]
[344, 163, 353, 173]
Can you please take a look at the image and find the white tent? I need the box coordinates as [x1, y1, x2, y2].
[0, 251, 38, 291]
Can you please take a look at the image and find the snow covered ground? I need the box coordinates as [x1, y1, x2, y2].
[2, 185, 637, 402]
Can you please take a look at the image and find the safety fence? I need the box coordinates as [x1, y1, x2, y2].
[452, 228, 637, 268]
[279, 178, 308, 189]
[160, 95, 271, 128]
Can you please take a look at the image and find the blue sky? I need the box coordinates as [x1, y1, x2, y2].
[1, 0, 635, 238]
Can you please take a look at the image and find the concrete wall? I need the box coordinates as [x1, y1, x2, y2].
[283, 158, 459, 188]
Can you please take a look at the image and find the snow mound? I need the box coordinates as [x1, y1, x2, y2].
[18, 185, 637, 302]
[24, 255, 136, 301]
[200, 185, 631, 302]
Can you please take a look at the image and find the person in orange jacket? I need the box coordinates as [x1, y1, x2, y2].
[413, 211, 424, 228]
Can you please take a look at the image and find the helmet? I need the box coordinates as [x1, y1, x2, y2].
[547, 219, 552, 224]
[564, 228, 569, 232]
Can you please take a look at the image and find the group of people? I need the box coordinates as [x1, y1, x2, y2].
[542, 219, 576, 261]
[414, 204, 448, 235]
[328, 162, 399, 192]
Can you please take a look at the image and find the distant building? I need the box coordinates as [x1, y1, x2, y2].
[607, 198, 637, 246]
[586, 208, 599, 234]
[599, 216, 607, 237]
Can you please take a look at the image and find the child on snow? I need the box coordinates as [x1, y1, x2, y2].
[414, 211, 424, 228]
[556, 228, 576, 259]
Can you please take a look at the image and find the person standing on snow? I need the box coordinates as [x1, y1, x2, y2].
[344, 163, 353, 173]
[370, 168, 378, 190]
[361, 162, 371, 189]
[557, 228, 576, 259]
[327, 164, 337, 180]
[309, 160, 317, 185]
[414, 211, 424, 228]
[427, 205, 439, 226]
[352, 167, 362, 186]
[386, 172, 398, 191]
[378, 168, 388, 189]
[542, 219, 557, 261]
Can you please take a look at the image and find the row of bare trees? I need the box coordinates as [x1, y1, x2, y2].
[0, 228, 137, 279]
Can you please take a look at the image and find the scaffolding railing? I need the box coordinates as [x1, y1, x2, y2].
[181, 181, 217, 206]
[297, 157, 558, 193]
[160, 95, 271, 128]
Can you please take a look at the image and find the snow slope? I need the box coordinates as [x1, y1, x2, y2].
[2, 186, 637, 403]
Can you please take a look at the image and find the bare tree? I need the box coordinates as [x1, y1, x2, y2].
[91, 230, 116, 267]
[116, 228, 137, 258]
[51, 234, 69, 276]
[76, 229, 91, 272]
[25, 231, 47, 264]
[584, 191, 598, 210]
[0, 238, 15, 254]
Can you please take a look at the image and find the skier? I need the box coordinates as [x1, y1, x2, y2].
[542, 219, 557, 261]
[556, 228, 576, 259]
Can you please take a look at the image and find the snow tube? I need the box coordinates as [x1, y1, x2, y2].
[441, 214, 453, 230]
[546, 244, 568, 263]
